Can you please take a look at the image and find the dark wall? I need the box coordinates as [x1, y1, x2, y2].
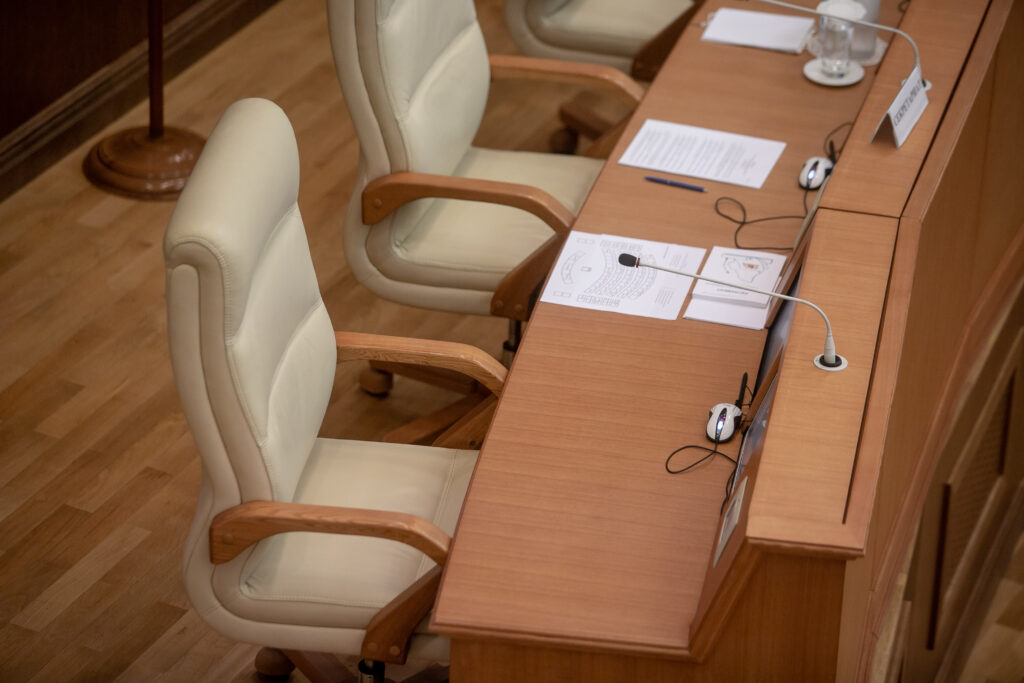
[0, 0, 198, 139]
[0, 0, 277, 201]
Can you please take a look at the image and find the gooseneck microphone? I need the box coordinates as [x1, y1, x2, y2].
[617, 253, 847, 371]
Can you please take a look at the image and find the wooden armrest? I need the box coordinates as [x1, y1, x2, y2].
[490, 232, 564, 321]
[335, 331, 507, 396]
[362, 171, 574, 236]
[488, 54, 644, 108]
[209, 501, 451, 565]
[362, 565, 442, 664]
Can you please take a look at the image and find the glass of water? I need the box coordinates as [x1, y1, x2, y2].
[818, 14, 854, 78]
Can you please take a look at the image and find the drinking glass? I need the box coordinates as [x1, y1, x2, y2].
[818, 15, 853, 78]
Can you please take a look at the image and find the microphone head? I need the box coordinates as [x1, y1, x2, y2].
[618, 253, 639, 268]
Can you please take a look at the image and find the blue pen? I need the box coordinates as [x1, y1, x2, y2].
[644, 175, 706, 193]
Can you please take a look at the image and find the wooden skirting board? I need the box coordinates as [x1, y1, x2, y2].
[0, 0, 277, 202]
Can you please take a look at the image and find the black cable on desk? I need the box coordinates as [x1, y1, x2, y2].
[665, 443, 738, 513]
[713, 121, 855, 251]
[823, 121, 853, 161]
[713, 195, 807, 252]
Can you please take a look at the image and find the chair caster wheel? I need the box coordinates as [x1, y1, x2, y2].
[359, 366, 394, 397]
[254, 648, 295, 678]
[549, 127, 579, 155]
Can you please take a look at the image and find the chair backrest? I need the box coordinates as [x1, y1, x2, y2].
[505, 0, 636, 70]
[504, 0, 688, 72]
[164, 98, 337, 511]
[325, 0, 492, 299]
[326, 0, 490, 180]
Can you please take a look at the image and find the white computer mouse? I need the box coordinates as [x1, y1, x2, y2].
[798, 156, 834, 190]
[706, 403, 743, 443]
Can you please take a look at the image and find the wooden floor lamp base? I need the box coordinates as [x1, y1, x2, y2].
[83, 126, 204, 200]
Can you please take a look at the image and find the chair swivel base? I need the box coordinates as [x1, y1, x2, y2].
[360, 365, 396, 397]
[83, 126, 205, 201]
[254, 647, 296, 678]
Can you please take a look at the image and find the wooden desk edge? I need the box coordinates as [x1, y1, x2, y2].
[430, 619, 698, 660]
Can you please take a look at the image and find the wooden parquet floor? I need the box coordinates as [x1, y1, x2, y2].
[0, 0, 1019, 681]
[0, 1, 570, 680]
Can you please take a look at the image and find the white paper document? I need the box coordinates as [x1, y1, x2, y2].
[619, 119, 786, 189]
[684, 247, 787, 330]
[701, 8, 815, 54]
[540, 232, 706, 320]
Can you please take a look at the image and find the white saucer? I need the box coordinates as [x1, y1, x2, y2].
[803, 59, 865, 87]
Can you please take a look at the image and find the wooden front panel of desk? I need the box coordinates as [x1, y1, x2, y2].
[450, 553, 846, 682]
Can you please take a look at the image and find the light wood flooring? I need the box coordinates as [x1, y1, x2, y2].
[0, 0, 1019, 681]
[0, 1, 566, 680]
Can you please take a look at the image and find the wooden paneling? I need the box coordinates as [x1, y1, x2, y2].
[904, 321, 1024, 681]
[935, 376, 1015, 645]
[0, 0, 278, 201]
[0, 0, 195, 137]
[838, 0, 1024, 676]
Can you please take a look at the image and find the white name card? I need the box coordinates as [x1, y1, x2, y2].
[873, 65, 929, 147]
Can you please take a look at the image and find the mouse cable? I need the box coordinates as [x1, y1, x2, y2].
[741, 382, 755, 407]
[714, 122, 851, 251]
[713, 195, 807, 251]
[665, 444, 736, 475]
[824, 121, 854, 161]
[722, 464, 738, 513]
[666, 443, 737, 515]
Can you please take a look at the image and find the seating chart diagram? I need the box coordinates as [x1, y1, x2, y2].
[540, 231, 706, 320]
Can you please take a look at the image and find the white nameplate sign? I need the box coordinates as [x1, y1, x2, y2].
[872, 65, 928, 147]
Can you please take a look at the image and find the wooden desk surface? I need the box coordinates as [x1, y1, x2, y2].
[432, 0, 988, 657]
[433, 0, 877, 655]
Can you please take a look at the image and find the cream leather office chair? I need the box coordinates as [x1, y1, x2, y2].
[504, 0, 704, 152]
[505, 0, 696, 72]
[165, 98, 505, 683]
[504, 0, 696, 75]
[326, 0, 643, 355]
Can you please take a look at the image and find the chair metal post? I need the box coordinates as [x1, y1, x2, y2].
[358, 658, 387, 683]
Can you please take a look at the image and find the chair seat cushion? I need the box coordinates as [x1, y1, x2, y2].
[215, 438, 477, 630]
[367, 146, 602, 293]
[533, 0, 690, 58]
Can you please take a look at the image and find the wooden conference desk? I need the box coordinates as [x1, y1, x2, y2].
[432, 0, 1024, 680]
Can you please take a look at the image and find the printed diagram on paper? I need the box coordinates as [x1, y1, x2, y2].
[540, 231, 706, 320]
[684, 246, 787, 330]
[691, 247, 786, 308]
